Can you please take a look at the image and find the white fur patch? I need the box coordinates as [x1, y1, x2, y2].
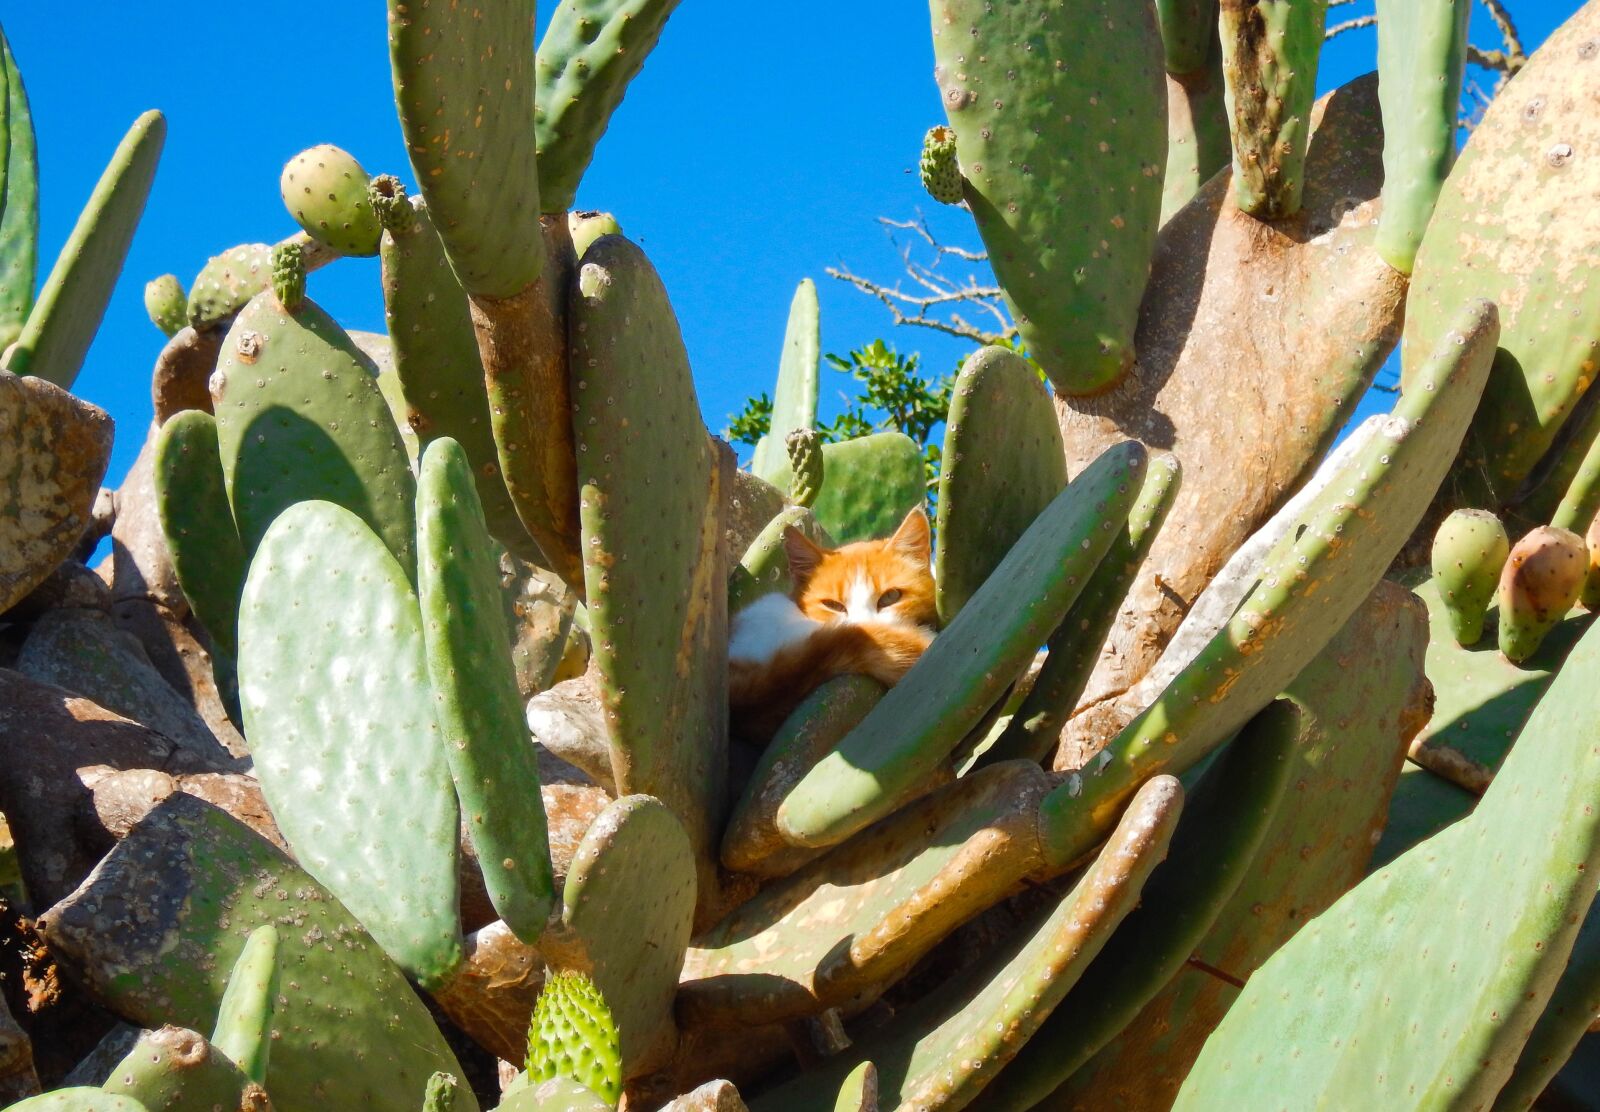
[729, 593, 821, 664]
[844, 571, 878, 625]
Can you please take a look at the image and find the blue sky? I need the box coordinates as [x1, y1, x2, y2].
[3, 1, 1580, 491]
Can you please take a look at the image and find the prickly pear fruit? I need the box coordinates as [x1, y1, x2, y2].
[1430, 508, 1510, 646]
[1586, 514, 1600, 611]
[270, 241, 304, 312]
[526, 971, 622, 1107]
[785, 428, 823, 509]
[423, 1071, 457, 1112]
[144, 274, 185, 337]
[279, 144, 381, 257]
[568, 211, 621, 261]
[370, 174, 412, 234]
[919, 125, 962, 205]
[1499, 525, 1587, 663]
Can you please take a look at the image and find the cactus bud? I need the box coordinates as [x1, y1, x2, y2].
[920, 125, 963, 206]
[271, 242, 305, 312]
[422, 1071, 457, 1112]
[786, 428, 824, 509]
[280, 144, 382, 256]
[1430, 508, 1509, 646]
[526, 971, 621, 1106]
[568, 210, 622, 262]
[1497, 525, 1587, 663]
[369, 174, 413, 236]
[145, 274, 187, 337]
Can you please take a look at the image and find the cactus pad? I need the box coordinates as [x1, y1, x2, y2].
[526, 971, 622, 1106]
[210, 925, 277, 1085]
[144, 275, 185, 337]
[752, 278, 820, 483]
[0, 28, 38, 351]
[101, 1026, 260, 1111]
[6, 1094, 147, 1111]
[186, 244, 271, 331]
[279, 143, 381, 257]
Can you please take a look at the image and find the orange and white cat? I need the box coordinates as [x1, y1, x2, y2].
[728, 507, 938, 741]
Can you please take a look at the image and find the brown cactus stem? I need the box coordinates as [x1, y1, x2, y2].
[150, 327, 223, 424]
[478, 213, 584, 592]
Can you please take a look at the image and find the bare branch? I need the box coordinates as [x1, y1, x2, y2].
[1466, 45, 1523, 74]
[1326, 14, 1375, 38]
[879, 216, 989, 263]
[825, 262, 1015, 346]
[1477, 0, 1527, 65]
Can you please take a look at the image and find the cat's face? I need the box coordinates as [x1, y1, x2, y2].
[784, 508, 938, 630]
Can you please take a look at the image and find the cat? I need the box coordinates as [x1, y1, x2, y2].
[728, 506, 938, 742]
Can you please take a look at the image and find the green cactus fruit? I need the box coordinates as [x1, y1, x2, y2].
[279, 143, 381, 257]
[982, 453, 1179, 768]
[751, 279, 821, 483]
[390, 0, 543, 297]
[211, 289, 417, 575]
[570, 235, 729, 909]
[1430, 507, 1510, 647]
[238, 500, 462, 989]
[101, 1026, 263, 1111]
[1037, 298, 1498, 871]
[186, 243, 272, 331]
[417, 437, 554, 942]
[1217, 1, 1326, 219]
[1498, 525, 1588, 664]
[423, 1071, 458, 1112]
[210, 925, 277, 1086]
[1175, 605, 1600, 1111]
[5, 109, 163, 388]
[751, 775, 1183, 1112]
[983, 701, 1302, 1110]
[5, 1093, 147, 1111]
[762, 431, 924, 545]
[726, 504, 832, 615]
[1373, 0, 1471, 274]
[1404, 2, 1600, 509]
[777, 441, 1147, 850]
[526, 972, 622, 1106]
[785, 428, 823, 509]
[270, 240, 305, 311]
[1586, 513, 1600, 610]
[1155, 0, 1219, 75]
[535, 0, 684, 213]
[0, 28, 39, 352]
[918, 125, 962, 205]
[551, 795, 695, 1079]
[567, 211, 621, 261]
[929, 0, 1165, 395]
[934, 344, 1067, 624]
[370, 173, 412, 234]
[143, 274, 185, 337]
[152, 409, 245, 661]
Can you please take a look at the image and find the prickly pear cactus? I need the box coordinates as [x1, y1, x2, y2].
[526, 972, 622, 1107]
[918, 124, 961, 206]
[143, 274, 185, 336]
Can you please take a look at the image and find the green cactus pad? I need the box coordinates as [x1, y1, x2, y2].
[143, 274, 185, 337]
[101, 1026, 260, 1111]
[5, 1093, 147, 1112]
[751, 279, 821, 483]
[1404, 2, 1600, 507]
[501, 1077, 610, 1112]
[934, 345, 1067, 623]
[380, 196, 536, 562]
[983, 701, 1302, 1111]
[1217, 0, 1326, 219]
[211, 289, 417, 576]
[526, 971, 622, 1106]
[554, 795, 695, 1078]
[186, 243, 271, 331]
[982, 453, 1179, 767]
[1498, 899, 1600, 1108]
[417, 437, 554, 942]
[1175, 609, 1600, 1110]
[777, 441, 1146, 849]
[1160, 54, 1231, 224]
[726, 505, 832, 615]
[6, 109, 162, 388]
[279, 144, 381, 257]
[1155, 0, 1219, 75]
[569, 235, 729, 904]
[929, 0, 1165, 394]
[1373, 0, 1470, 274]
[567, 211, 621, 260]
[210, 925, 278, 1085]
[40, 793, 476, 1112]
[0, 29, 38, 350]
[765, 431, 926, 545]
[1430, 507, 1509, 647]
[389, 0, 542, 297]
[1037, 300, 1497, 870]
[535, 0, 685, 213]
[238, 500, 462, 989]
[152, 410, 245, 661]
[751, 775, 1182, 1112]
[918, 125, 962, 206]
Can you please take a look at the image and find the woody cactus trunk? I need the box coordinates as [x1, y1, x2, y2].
[5, 1, 1600, 1110]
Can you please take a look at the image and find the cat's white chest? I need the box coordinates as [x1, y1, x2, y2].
[728, 594, 821, 664]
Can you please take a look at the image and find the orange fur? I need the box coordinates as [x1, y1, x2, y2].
[729, 508, 937, 741]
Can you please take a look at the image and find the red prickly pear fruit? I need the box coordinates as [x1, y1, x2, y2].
[1498, 525, 1587, 663]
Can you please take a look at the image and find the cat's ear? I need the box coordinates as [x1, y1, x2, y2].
[889, 506, 931, 560]
[783, 526, 826, 583]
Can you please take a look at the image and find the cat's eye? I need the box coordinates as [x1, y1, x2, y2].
[821, 599, 846, 612]
[878, 588, 902, 608]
